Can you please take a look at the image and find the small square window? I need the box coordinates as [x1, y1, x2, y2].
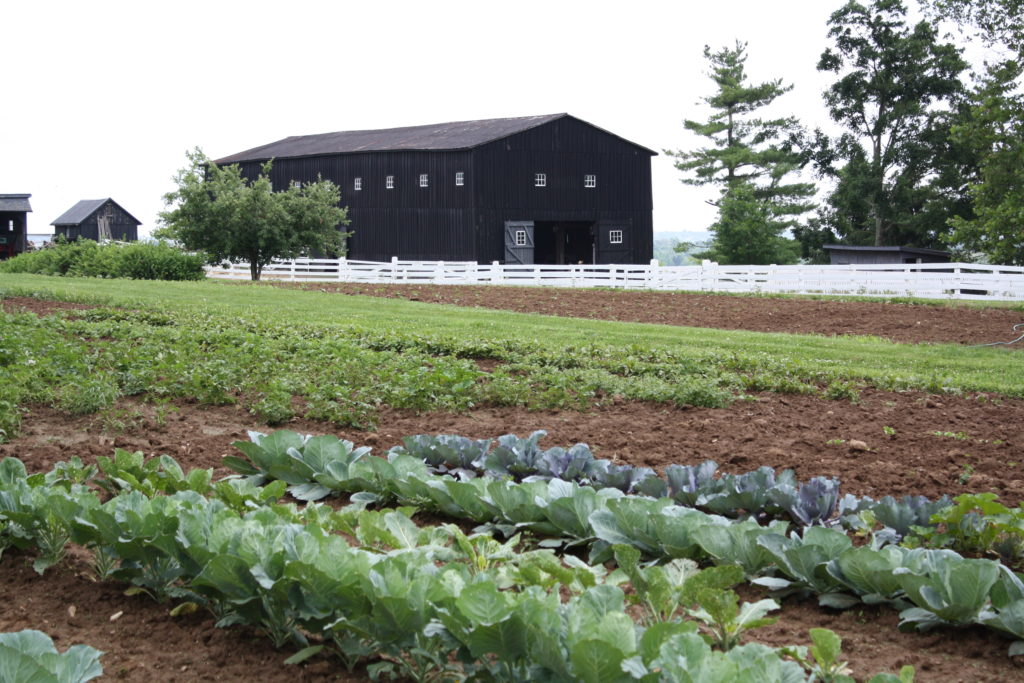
[609, 229, 623, 244]
[420, 174, 429, 188]
[584, 174, 596, 188]
[515, 230, 527, 246]
[293, 180, 303, 189]
[354, 177, 362, 191]
[455, 172, 464, 186]
[535, 173, 546, 187]
[386, 175, 394, 189]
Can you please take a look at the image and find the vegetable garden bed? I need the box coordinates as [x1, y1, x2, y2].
[1, 282, 1023, 681]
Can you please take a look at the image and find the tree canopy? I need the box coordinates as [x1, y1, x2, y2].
[815, 0, 969, 249]
[667, 42, 814, 265]
[158, 149, 350, 280]
[920, 0, 1024, 54]
[946, 60, 1024, 264]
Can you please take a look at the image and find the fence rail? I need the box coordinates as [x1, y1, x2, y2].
[205, 257, 1024, 301]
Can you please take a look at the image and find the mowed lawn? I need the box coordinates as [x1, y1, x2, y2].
[2, 273, 1022, 397]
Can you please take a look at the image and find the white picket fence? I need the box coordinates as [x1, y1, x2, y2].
[205, 257, 1024, 301]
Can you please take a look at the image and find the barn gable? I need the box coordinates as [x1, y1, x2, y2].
[215, 114, 655, 265]
[52, 198, 141, 242]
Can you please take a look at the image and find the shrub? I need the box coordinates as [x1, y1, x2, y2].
[0, 239, 206, 281]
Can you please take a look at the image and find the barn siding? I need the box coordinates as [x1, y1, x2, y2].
[54, 201, 140, 242]
[227, 115, 654, 264]
[472, 117, 653, 263]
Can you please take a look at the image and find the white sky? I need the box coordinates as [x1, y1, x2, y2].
[4, 0, 850, 238]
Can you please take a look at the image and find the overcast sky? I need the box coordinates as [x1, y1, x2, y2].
[5, 0, 853, 238]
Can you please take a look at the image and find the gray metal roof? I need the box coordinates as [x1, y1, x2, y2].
[214, 113, 656, 164]
[52, 198, 142, 227]
[824, 245, 951, 257]
[0, 194, 32, 212]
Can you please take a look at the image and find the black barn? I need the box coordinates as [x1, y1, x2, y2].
[0, 194, 32, 259]
[52, 199, 141, 242]
[215, 114, 656, 265]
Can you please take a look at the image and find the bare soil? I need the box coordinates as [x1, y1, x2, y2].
[3, 293, 1024, 681]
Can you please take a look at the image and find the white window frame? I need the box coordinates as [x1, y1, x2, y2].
[455, 171, 464, 186]
[420, 173, 429, 188]
[515, 230, 528, 246]
[609, 229, 623, 244]
[386, 175, 394, 189]
[584, 174, 596, 188]
[534, 173, 547, 187]
[354, 177, 362, 191]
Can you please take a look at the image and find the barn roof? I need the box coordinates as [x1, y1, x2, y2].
[823, 245, 951, 258]
[0, 194, 32, 212]
[215, 114, 657, 164]
[52, 199, 141, 227]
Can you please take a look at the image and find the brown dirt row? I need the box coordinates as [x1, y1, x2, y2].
[2, 394, 1023, 681]
[5, 390, 1021, 505]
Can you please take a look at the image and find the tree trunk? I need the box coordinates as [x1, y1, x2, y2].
[250, 261, 261, 281]
[866, 196, 885, 246]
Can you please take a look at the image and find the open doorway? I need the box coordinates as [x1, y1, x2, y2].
[534, 221, 595, 264]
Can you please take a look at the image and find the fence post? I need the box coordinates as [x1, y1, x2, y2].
[649, 258, 659, 290]
[436, 260, 445, 284]
[337, 257, 346, 281]
[390, 256, 399, 282]
[290, 260, 296, 281]
[492, 261, 501, 284]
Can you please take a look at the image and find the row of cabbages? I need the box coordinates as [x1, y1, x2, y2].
[0, 455, 913, 682]
[227, 429, 1024, 657]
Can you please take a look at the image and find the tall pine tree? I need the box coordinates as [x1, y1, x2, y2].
[667, 42, 814, 265]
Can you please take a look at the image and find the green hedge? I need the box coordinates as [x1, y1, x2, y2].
[0, 239, 206, 280]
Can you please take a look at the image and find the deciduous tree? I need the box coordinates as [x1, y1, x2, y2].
[815, 0, 969, 248]
[920, 0, 1024, 54]
[946, 60, 1024, 264]
[158, 149, 349, 280]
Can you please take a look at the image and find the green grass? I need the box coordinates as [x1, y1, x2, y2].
[0, 273, 1020, 444]
[3, 274, 1021, 396]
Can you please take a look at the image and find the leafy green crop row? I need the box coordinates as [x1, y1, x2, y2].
[0, 454, 914, 682]
[225, 429, 1024, 657]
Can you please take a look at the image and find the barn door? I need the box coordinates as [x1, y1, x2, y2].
[596, 219, 631, 264]
[97, 215, 112, 241]
[504, 221, 534, 264]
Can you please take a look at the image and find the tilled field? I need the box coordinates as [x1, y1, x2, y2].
[2, 292, 1024, 681]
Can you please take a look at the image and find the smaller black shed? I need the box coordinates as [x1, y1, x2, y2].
[824, 245, 952, 265]
[52, 199, 141, 242]
[0, 193, 32, 259]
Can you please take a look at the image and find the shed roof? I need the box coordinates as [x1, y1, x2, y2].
[0, 194, 32, 212]
[824, 245, 951, 257]
[215, 113, 657, 164]
[52, 199, 141, 227]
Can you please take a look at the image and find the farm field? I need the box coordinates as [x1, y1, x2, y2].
[1, 274, 1024, 681]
